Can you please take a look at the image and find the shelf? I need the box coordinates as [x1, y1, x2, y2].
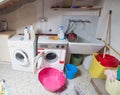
[51, 6, 102, 16]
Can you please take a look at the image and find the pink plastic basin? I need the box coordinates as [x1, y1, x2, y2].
[38, 67, 66, 92]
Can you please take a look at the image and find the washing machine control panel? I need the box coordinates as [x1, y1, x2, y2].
[38, 43, 67, 49]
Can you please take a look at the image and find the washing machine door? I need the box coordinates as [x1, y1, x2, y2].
[45, 52, 58, 63]
[14, 50, 29, 66]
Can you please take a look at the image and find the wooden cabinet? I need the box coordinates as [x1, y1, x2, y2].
[0, 31, 16, 62]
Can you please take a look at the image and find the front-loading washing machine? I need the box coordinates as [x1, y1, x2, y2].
[36, 36, 67, 72]
[8, 35, 37, 72]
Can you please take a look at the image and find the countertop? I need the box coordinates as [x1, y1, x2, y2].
[0, 30, 16, 38]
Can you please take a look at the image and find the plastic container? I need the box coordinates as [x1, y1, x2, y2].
[58, 25, 64, 40]
[96, 53, 119, 67]
[89, 53, 118, 79]
[70, 54, 84, 66]
[29, 25, 35, 40]
[65, 64, 78, 79]
[24, 27, 30, 40]
[82, 55, 92, 70]
[38, 67, 66, 92]
[105, 72, 120, 95]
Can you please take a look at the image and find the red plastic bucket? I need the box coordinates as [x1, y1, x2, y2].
[96, 54, 119, 67]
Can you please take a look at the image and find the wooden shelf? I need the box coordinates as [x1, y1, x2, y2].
[51, 6, 102, 16]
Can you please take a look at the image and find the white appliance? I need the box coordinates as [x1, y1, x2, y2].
[37, 36, 67, 72]
[8, 35, 36, 72]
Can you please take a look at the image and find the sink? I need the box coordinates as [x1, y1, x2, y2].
[67, 36, 91, 43]
[67, 37, 104, 54]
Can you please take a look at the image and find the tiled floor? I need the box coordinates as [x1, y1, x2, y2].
[0, 63, 97, 95]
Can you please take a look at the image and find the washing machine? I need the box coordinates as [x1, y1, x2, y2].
[8, 35, 37, 72]
[36, 36, 67, 72]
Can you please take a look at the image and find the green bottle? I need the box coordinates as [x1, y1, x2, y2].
[117, 67, 120, 81]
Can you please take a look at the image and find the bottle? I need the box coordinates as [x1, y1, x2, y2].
[58, 25, 64, 40]
[24, 27, 30, 40]
[29, 25, 35, 40]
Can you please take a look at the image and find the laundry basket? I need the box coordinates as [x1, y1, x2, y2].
[89, 53, 119, 79]
[105, 72, 120, 95]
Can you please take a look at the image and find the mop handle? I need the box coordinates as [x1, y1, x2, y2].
[103, 10, 112, 58]
[102, 40, 120, 58]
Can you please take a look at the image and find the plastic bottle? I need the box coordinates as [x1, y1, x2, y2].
[29, 25, 35, 40]
[58, 25, 64, 40]
[24, 27, 30, 40]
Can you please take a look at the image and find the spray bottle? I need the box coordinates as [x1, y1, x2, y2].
[29, 25, 35, 40]
[58, 25, 64, 40]
[24, 27, 30, 40]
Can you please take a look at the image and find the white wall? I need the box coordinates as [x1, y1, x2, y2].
[97, 0, 120, 60]
[110, 0, 120, 60]
[0, 0, 99, 34]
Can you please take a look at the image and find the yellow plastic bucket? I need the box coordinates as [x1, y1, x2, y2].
[105, 73, 120, 95]
[89, 53, 117, 79]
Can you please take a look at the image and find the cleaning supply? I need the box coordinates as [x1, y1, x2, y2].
[29, 25, 35, 40]
[24, 26, 30, 40]
[58, 25, 64, 40]
[105, 71, 120, 95]
[70, 54, 84, 66]
[117, 67, 120, 81]
[104, 70, 116, 82]
[65, 64, 78, 79]
[0, 80, 5, 94]
[0, 83, 3, 94]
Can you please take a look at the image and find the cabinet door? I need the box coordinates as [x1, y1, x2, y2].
[0, 36, 10, 62]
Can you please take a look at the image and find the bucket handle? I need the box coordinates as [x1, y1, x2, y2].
[33, 51, 45, 74]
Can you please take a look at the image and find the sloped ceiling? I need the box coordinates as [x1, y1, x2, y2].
[0, 0, 36, 15]
[0, 0, 100, 15]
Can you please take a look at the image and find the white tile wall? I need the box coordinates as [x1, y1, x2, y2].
[62, 15, 99, 43]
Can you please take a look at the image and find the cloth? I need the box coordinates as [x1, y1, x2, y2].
[104, 69, 116, 82]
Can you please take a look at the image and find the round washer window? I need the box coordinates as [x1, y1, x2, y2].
[14, 50, 29, 66]
[15, 53, 25, 62]
[45, 52, 58, 63]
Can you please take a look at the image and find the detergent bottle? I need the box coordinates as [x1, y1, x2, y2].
[24, 26, 30, 40]
[29, 25, 35, 40]
[58, 25, 64, 40]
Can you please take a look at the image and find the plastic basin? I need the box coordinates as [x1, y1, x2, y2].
[38, 67, 66, 92]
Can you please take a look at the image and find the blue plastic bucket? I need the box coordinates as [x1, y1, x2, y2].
[65, 64, 78, 79]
